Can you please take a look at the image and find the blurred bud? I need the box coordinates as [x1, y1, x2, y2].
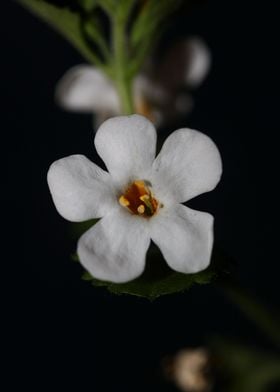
[163, 348, 213, 392]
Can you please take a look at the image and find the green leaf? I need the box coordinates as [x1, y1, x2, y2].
[96, 0, 117, 15]
[76, 245, 231, 299]
[129, 0, 183, 74]
[131, 0, 181, 46]
[70, 253, 80, 262]
[82, 14, 110, 60]
[16, 0, 101, 64]
[78, 0, 98, 12]
[68, 218, 99, 239]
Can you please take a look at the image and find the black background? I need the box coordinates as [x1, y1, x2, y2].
[3, 0, 279, 390]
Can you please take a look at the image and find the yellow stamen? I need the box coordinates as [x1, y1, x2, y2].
[119, 195, 130, 207]
[140, 194, 149, 203]
[134, 180, 146, 188]
[140, 194, 156, 212]
[137, 205, 145, 214]
[118, 179, 159, 218]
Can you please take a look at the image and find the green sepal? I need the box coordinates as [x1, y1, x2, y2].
[77, 245, 231, 300]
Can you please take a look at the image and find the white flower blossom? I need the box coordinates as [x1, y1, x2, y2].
[55, 37, 211, 127]
[47, 114, 222, 283]
[167, 348, 212, 392]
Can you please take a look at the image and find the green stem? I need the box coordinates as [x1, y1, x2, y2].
[221, 280, 280, 348]
[112, 12, 134, 114]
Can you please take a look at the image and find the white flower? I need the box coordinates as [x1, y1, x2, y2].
[55, 37, 211, 127]
[168, 348, 212, 392]
[47, 114, 222, 283]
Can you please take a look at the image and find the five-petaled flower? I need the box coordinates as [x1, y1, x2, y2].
[55, 37, 211, 127]
[47, 115, 222, 283]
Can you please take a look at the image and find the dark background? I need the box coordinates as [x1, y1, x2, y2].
[3, 0, 279, 390]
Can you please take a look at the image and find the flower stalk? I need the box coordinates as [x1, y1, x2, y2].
[221, 279, 280, 348]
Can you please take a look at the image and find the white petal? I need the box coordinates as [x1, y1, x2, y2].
[150, 204, 214, 273]
[47, 155, 116, 222]
[94, 115, 157, 187]
[77, 208, 150, 283]
[152, 128, 222, 203]
[55, 65, 120, 114]
[184, 37, 212, 87]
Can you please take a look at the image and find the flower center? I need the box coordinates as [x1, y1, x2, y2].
[119, 180, 159, 217]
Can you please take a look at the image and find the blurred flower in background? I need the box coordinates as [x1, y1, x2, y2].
[162, 339, 280, 392]
[55, 37, 211, 127]
[163, 348, 213, 392]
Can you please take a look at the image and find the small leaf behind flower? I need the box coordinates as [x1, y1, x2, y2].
[69, 219, 231, 299]
[69, 218, 99, 239]
[77, 244, 232, 300]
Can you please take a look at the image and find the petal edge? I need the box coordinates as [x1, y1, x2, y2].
[47, 154, 116, 222]
[78, 209, 151, 283]
[95, 114, 157, 187]
[150, 204, 214, 274]
[152, 128, 222, 203]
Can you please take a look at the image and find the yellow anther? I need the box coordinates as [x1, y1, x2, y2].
[137, 205, 145, 214]
[140, 195, 149, 203]
[119, 195, 130, 207]
[140, 194, 154, 212]
[119, 179, 159, 218]
[134, 180, 146, 189]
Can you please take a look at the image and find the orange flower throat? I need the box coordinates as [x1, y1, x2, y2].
[119, 180, 159, 217]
